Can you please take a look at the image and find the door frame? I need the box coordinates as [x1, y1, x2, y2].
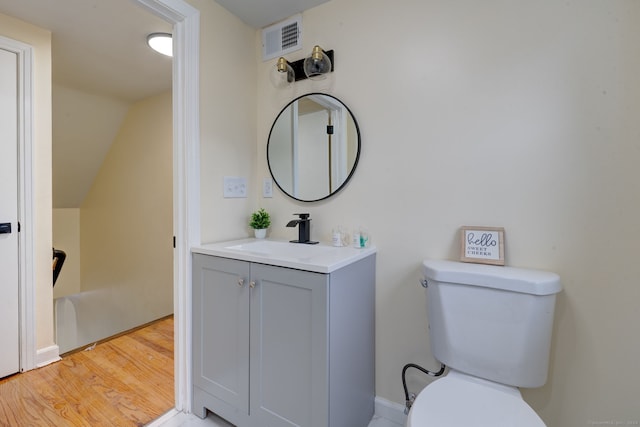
[7, 0, 199, 412]
[0, 34, 36, 375]
[133, 0, 201, 412]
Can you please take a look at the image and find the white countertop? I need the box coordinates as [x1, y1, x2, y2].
[192, 238, 377, 273]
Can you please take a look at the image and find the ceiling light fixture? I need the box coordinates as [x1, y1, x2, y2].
[147, 33, 173, 57]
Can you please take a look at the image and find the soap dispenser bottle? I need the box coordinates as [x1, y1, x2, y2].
[352, 228, 361, 248]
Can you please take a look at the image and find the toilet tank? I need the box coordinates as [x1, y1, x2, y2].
[422, 259, 562, 388]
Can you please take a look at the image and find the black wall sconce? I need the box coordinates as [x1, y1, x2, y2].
[276, 45, 334, 84]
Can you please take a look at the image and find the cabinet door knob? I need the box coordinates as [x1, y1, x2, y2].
[237, 278, 245, 287]
[250, 281, 256, 289]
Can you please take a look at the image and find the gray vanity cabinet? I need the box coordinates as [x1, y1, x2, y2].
[192, 255, 250, 420]
[192, 252, 376, 427]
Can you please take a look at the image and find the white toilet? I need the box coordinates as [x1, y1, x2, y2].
[406, 259, 562, 427]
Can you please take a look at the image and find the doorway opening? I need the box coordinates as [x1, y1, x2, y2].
[47, 0, 199, 415]
[52, 88, 175, 354]
[1, 0, 198, 415]
[51, 2, 172, 347]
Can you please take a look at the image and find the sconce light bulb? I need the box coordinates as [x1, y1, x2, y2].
[303, 45, 332, 80]
[271, 57, 295, 87]
[277, 57, 288, 73]
[311, 45, 324, 61]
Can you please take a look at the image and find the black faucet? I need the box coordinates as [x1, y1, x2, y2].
[286, 213, 319, 244]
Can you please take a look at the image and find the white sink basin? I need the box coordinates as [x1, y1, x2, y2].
[225, 240, 334, 259]
[193, 238, 376, 273]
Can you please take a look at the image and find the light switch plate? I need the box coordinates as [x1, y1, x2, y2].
[223, 176, 247, 198]
[263, 177, 273, 198]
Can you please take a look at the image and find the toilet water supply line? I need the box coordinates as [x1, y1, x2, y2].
[402, 362, 446, 414]
[401, 277, 447, 414]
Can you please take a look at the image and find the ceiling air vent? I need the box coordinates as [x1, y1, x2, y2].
[262, 15, 302, 61]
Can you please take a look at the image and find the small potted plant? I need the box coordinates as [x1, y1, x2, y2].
[249, 208, 271, 239]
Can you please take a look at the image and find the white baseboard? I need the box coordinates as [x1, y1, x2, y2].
[375, 396, 407, 426]
[35, 345, 61, 368]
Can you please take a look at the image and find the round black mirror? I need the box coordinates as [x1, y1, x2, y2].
[267, 93, 361, 202]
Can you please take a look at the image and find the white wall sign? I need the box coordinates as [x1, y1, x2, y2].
[460, 226, 505, 265]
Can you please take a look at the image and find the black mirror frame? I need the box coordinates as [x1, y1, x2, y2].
[267, 93, 361, 203]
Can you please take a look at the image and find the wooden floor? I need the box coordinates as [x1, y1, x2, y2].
[0, 316, 174, 427]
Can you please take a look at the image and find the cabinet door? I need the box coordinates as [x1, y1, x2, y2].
[250, 263, 329, 427]
[193, 255, 250, 415]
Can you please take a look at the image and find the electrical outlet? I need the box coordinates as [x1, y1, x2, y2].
[263, 177, 273, 198]
[223, 176, 247, 198]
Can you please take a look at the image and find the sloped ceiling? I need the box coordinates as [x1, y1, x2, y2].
[0, 0, 330, 208]
[0, 0, 173, 208]
[0, 0, 173, 102]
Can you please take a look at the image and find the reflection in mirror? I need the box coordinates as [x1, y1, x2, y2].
[267, 93, 360, 202]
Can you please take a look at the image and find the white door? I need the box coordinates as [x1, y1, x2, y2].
[0, 47, 20, 378]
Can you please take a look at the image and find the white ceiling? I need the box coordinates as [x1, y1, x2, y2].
[0, 0, 328, 208]
[0, 0, 173, 103]
[0, 0, 332, 103]
[0, 0, 174, 208]
[214, 0, 330, 28]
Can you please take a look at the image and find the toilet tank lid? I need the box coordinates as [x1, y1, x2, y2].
[423, 259, 561, 295]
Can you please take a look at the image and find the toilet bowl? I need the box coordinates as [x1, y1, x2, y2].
[406, 370, 545, 427]
[406, 259, 561, 427]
